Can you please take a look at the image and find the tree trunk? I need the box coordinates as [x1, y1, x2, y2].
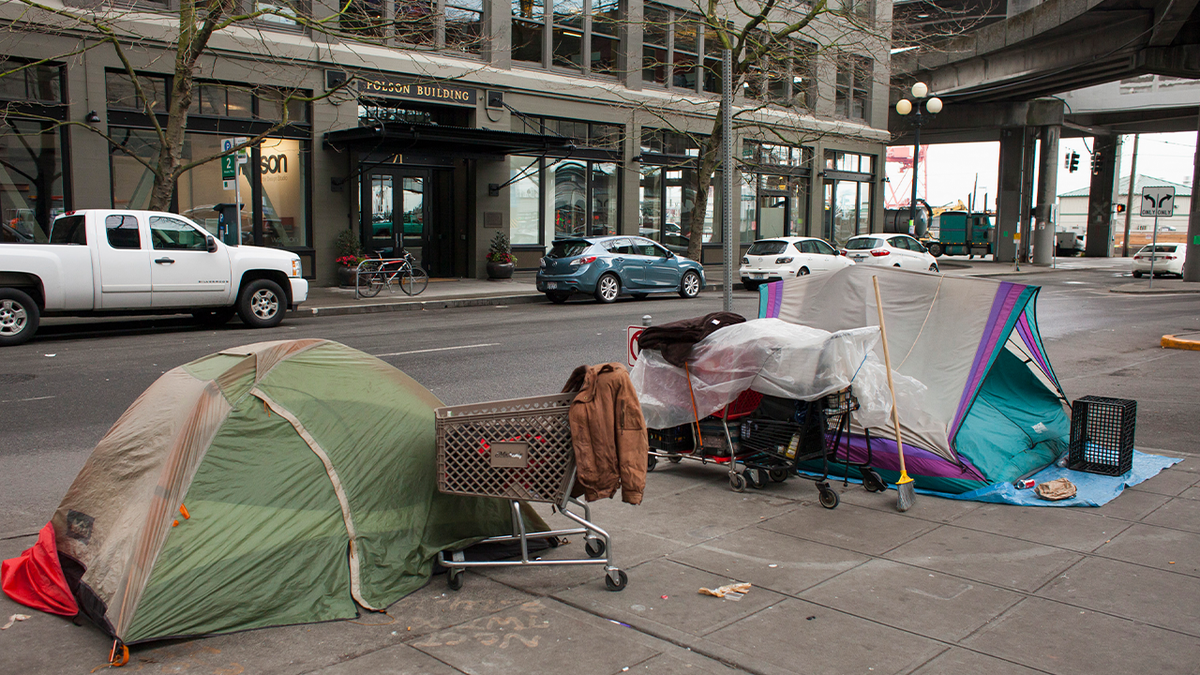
[685, 134, 723, 261]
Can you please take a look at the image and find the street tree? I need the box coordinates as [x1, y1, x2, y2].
[633, 0, 895, 260]
[0, 0, 476, 220]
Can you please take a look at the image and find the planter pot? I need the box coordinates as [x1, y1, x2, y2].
[337, 265, 358, 287]
[486, 261, 515, 280]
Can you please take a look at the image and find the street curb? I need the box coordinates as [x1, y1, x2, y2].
[1161, 334, 1200, 350]
[1111, 288, 1200, 295]
[300, 293, 546, 317]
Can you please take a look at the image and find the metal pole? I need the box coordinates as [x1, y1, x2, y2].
[910, 112, 920, 234]
[1122, 134, 1139, 257]
[1149, 212, 1159, 288]
[722, 48, 734, 312]
[234, 161, 242, 245]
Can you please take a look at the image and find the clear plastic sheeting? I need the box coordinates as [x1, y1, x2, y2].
[631, 319, 938, 442]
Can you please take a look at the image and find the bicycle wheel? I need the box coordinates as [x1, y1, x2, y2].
[401, 266, 429, 296]
[357, 263, 384, 298]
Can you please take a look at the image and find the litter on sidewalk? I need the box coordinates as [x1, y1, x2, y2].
[699, 582, 752, 600]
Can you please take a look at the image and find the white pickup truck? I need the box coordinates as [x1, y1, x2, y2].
[0, 209, 308, 346]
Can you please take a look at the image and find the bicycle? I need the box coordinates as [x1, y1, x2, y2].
[356, 250, 429, 297]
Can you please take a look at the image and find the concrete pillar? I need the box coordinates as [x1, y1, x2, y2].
[1085, 134, 1120, 257]
[1032, 124, 1060, 265]
[1019, 130, 1037, 262]
[995, 128, 1025, 262]
[1183, 113, 1200, 282]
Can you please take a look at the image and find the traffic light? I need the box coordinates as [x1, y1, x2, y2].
[1116, 203, 1125, 214]
[1091, 149, 1103, 176]
[1065, 151, 1079, 173]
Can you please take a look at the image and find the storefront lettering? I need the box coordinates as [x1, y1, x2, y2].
[356, 77, 476, 106]
[260, 154, 288, 175]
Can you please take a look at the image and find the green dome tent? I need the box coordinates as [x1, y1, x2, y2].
[47, 339, 513, 645]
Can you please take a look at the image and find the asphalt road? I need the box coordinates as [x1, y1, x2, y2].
[2, 266, 1198, 540]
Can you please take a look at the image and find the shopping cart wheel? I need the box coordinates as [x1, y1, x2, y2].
[861, 469, 887, 493]
[817, 485, 840, 509]
[647, 454, 658, 471]
[447, 570, 464, 590]
[729, 472, 747, 492]
[746, 469, 767, 490]
[585, 538, 606, 558]
[768, 469, 790, 483]
[605, 569, 628, 591]
[669, 456, 683, 464]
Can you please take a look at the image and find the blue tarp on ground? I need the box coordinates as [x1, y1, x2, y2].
[924, 450, 1182, 506]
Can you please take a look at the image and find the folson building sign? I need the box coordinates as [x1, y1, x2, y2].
[357, 75, 476, 107]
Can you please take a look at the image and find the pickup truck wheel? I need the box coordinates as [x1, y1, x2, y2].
[191, 307, 237, 326]
[237, 279, 286, 329]
[0, 288, 39, 347]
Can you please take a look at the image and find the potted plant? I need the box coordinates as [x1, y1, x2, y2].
[485, 231, 516, 280]
[334, 229, 364, 286]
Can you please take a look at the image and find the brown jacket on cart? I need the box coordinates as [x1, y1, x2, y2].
[562, 363, 649, 505]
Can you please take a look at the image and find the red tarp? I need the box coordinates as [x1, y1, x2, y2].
[1, 522, 78, 616]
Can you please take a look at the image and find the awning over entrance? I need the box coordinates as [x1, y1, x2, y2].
[323, 122, 576, 157]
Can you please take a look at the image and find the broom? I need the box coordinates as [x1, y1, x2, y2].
[873, 276, 916, 512]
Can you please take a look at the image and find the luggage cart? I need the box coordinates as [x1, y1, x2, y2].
[434, 393, 627, 592]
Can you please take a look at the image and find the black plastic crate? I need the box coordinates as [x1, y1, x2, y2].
[1069, 396, 1136, 476]
[648, 424, 695, 454]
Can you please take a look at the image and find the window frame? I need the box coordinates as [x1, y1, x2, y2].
[512, 0, 622, 76]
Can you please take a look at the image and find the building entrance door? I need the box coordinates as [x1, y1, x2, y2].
[363, 167, 455, 277]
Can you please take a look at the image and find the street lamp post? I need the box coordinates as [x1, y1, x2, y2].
[896, 82, 943, 235]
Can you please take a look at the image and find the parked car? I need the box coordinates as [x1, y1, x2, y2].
[537, 235, 705, 304]
[1132, 243, 1186, 278]
[0, 209, 307, 346]
[739, 236, 853, 290]
[843, 234, 940, 272]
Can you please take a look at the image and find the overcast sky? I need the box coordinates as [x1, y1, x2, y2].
[885, 132, 1197, 210]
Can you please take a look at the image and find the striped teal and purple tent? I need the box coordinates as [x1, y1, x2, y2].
[761, 266, 1069, 494]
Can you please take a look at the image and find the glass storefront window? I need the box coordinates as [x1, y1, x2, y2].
[176, 133, 253, 238]
[591, 162, 617, 237]
[0, 120, 64, 242]
[259, 137, 307, 248]
[109, 128, 158, 211]
[510, 156, 540, 245]
[740, 174, 757, 244]
[113, 130, 308, 250]
[552, 159, 587, 237]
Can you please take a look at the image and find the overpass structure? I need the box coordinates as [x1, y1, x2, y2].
[890, 0, 1200, 274]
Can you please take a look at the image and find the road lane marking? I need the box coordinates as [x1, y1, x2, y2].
[0, 391, 56, 401]
[374, 343, 499, 358]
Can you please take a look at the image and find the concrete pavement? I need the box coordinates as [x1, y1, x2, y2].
[3, 255, 1199, 674]
[3, 450, 1195, 674]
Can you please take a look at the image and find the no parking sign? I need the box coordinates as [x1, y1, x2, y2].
[627, 326, 644, 367]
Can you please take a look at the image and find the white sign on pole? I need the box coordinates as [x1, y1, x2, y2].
[1140, 186, 1175, 218]
[235, 137, 249, 164]
[627, 326, 644, 367]
[222, 180, 235, 191]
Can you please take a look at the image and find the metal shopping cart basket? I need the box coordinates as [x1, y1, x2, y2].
[434, 392, 627, 591]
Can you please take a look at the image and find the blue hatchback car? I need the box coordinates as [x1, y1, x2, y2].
[537, 235, 706, 304]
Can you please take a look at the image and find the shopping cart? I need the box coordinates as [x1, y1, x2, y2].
[434, 393, 627, 591]
[648, 387, 887, 507]
[737, 389, 887, 508]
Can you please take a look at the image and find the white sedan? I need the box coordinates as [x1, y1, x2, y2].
[1132, 243, 1186, 278]
[843, 234, 940, 273]
[739, 236, 853, 290]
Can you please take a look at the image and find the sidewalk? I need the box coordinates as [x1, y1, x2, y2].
[3, 449, 1195, 674]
